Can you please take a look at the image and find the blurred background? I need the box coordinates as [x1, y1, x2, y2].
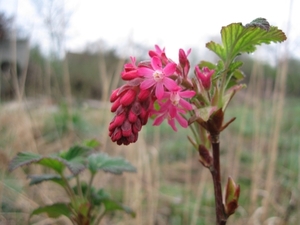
[0, 0, 299, 224]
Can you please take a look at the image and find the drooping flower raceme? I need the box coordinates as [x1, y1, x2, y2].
[109, 45, 196, 145]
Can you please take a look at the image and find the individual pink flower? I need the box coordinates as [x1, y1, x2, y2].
[138, 56, 178, 99]
[195, 66, 214, 91]
[154, 106, 187, 131]
[152, 88, 195, 131]
[166, 88, 195, 111]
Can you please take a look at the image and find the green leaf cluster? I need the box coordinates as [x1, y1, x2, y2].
[8, 139, 137, 224]
[201, 18, 286, 106]
[206, 18, 286, 63]
[9, 140, 136, 178]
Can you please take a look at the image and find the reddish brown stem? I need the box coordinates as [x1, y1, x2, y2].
[210, 138, 227, 225]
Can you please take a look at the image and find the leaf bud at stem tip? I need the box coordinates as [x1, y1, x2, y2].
[225, 176, 240, 216]
[198, 144, 213, 168]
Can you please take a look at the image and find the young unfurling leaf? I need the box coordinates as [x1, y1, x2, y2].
[206, 18, 287, 63]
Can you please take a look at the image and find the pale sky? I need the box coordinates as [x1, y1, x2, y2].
[0, 0, 299, 59]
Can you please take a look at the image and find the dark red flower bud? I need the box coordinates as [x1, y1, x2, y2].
[111, 127, 122, 142]
[138, 89, 151, 101]
[120, 89, 136, 106]
[139, 107, 149, 125]
[132, 119, 142, 134]
[127, 133, 138, 144]
[128, 110, 138, 123]
[110, 88, 119, 102]
[111, 98, 121, 112]
[121, 69, 138, 80]
[121, 120, 132, 137]
[131, 101, 141, 115]
[109, 80, 153, 145]
[113, 112, 126, 127]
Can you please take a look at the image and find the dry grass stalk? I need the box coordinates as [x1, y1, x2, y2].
[190, 169, 209, 225]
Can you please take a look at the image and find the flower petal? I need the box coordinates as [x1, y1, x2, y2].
[153, 114, 166, 126]
[151, 56, 162, 70]
[168, 118, 177, 131]
[141, 79, 156, 90]
[155, 83, 164, 99]
[179, 98, 193, 110]
[163, 63, 177, 75]
[163, 77, 179, 91]
[169, 105, 177, 118]
[138, 67, 154, 77]
[179, 90, 196, 98]
[175, 114, 188, 128]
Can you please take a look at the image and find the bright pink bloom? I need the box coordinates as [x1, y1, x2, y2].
[109, 45, 197, 145]
[153, 88, 195, 131]
[153, 107, 187, 131]
[138, 56, 178, 99]
[195, 66, 214, 90]
[166, 88, 195, 110]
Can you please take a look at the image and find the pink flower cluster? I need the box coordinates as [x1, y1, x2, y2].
[109, 45, 214, 145]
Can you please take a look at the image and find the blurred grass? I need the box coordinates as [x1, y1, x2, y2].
[0, 96, 299, 224]
[0, 43, 299, 224]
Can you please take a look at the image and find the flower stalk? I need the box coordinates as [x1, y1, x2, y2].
[210, 135, 227, 225]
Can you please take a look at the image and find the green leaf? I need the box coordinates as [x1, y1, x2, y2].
[59, 145, 92, 175]
[225, 61, 245, 89]
[38, 157, 66, 173]
[231, 69, 245, 82]
[87, 153, 136, 175]
[206, 41, 224, 61]
[28, 174, 64, 186]
[198, 60, 217, 70]
[83, 139, 101, 148]
[102, 198, 136, 217]
[64, 160, 86, 175]
[9, 152, 66, 173]
[30, 203, 72, 219]
[92, 188, 136, 217]
[8, 152, 42, 172]
[9, 152, 85, 175]
[71, 196, 90, 217]
[206, 18, 287, 62]
[27, 174, 73, 186]
[228, 61, 243, 72]
[60, 145, 92, 161]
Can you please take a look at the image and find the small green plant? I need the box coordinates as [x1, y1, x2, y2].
[8, 139, 136, 225]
